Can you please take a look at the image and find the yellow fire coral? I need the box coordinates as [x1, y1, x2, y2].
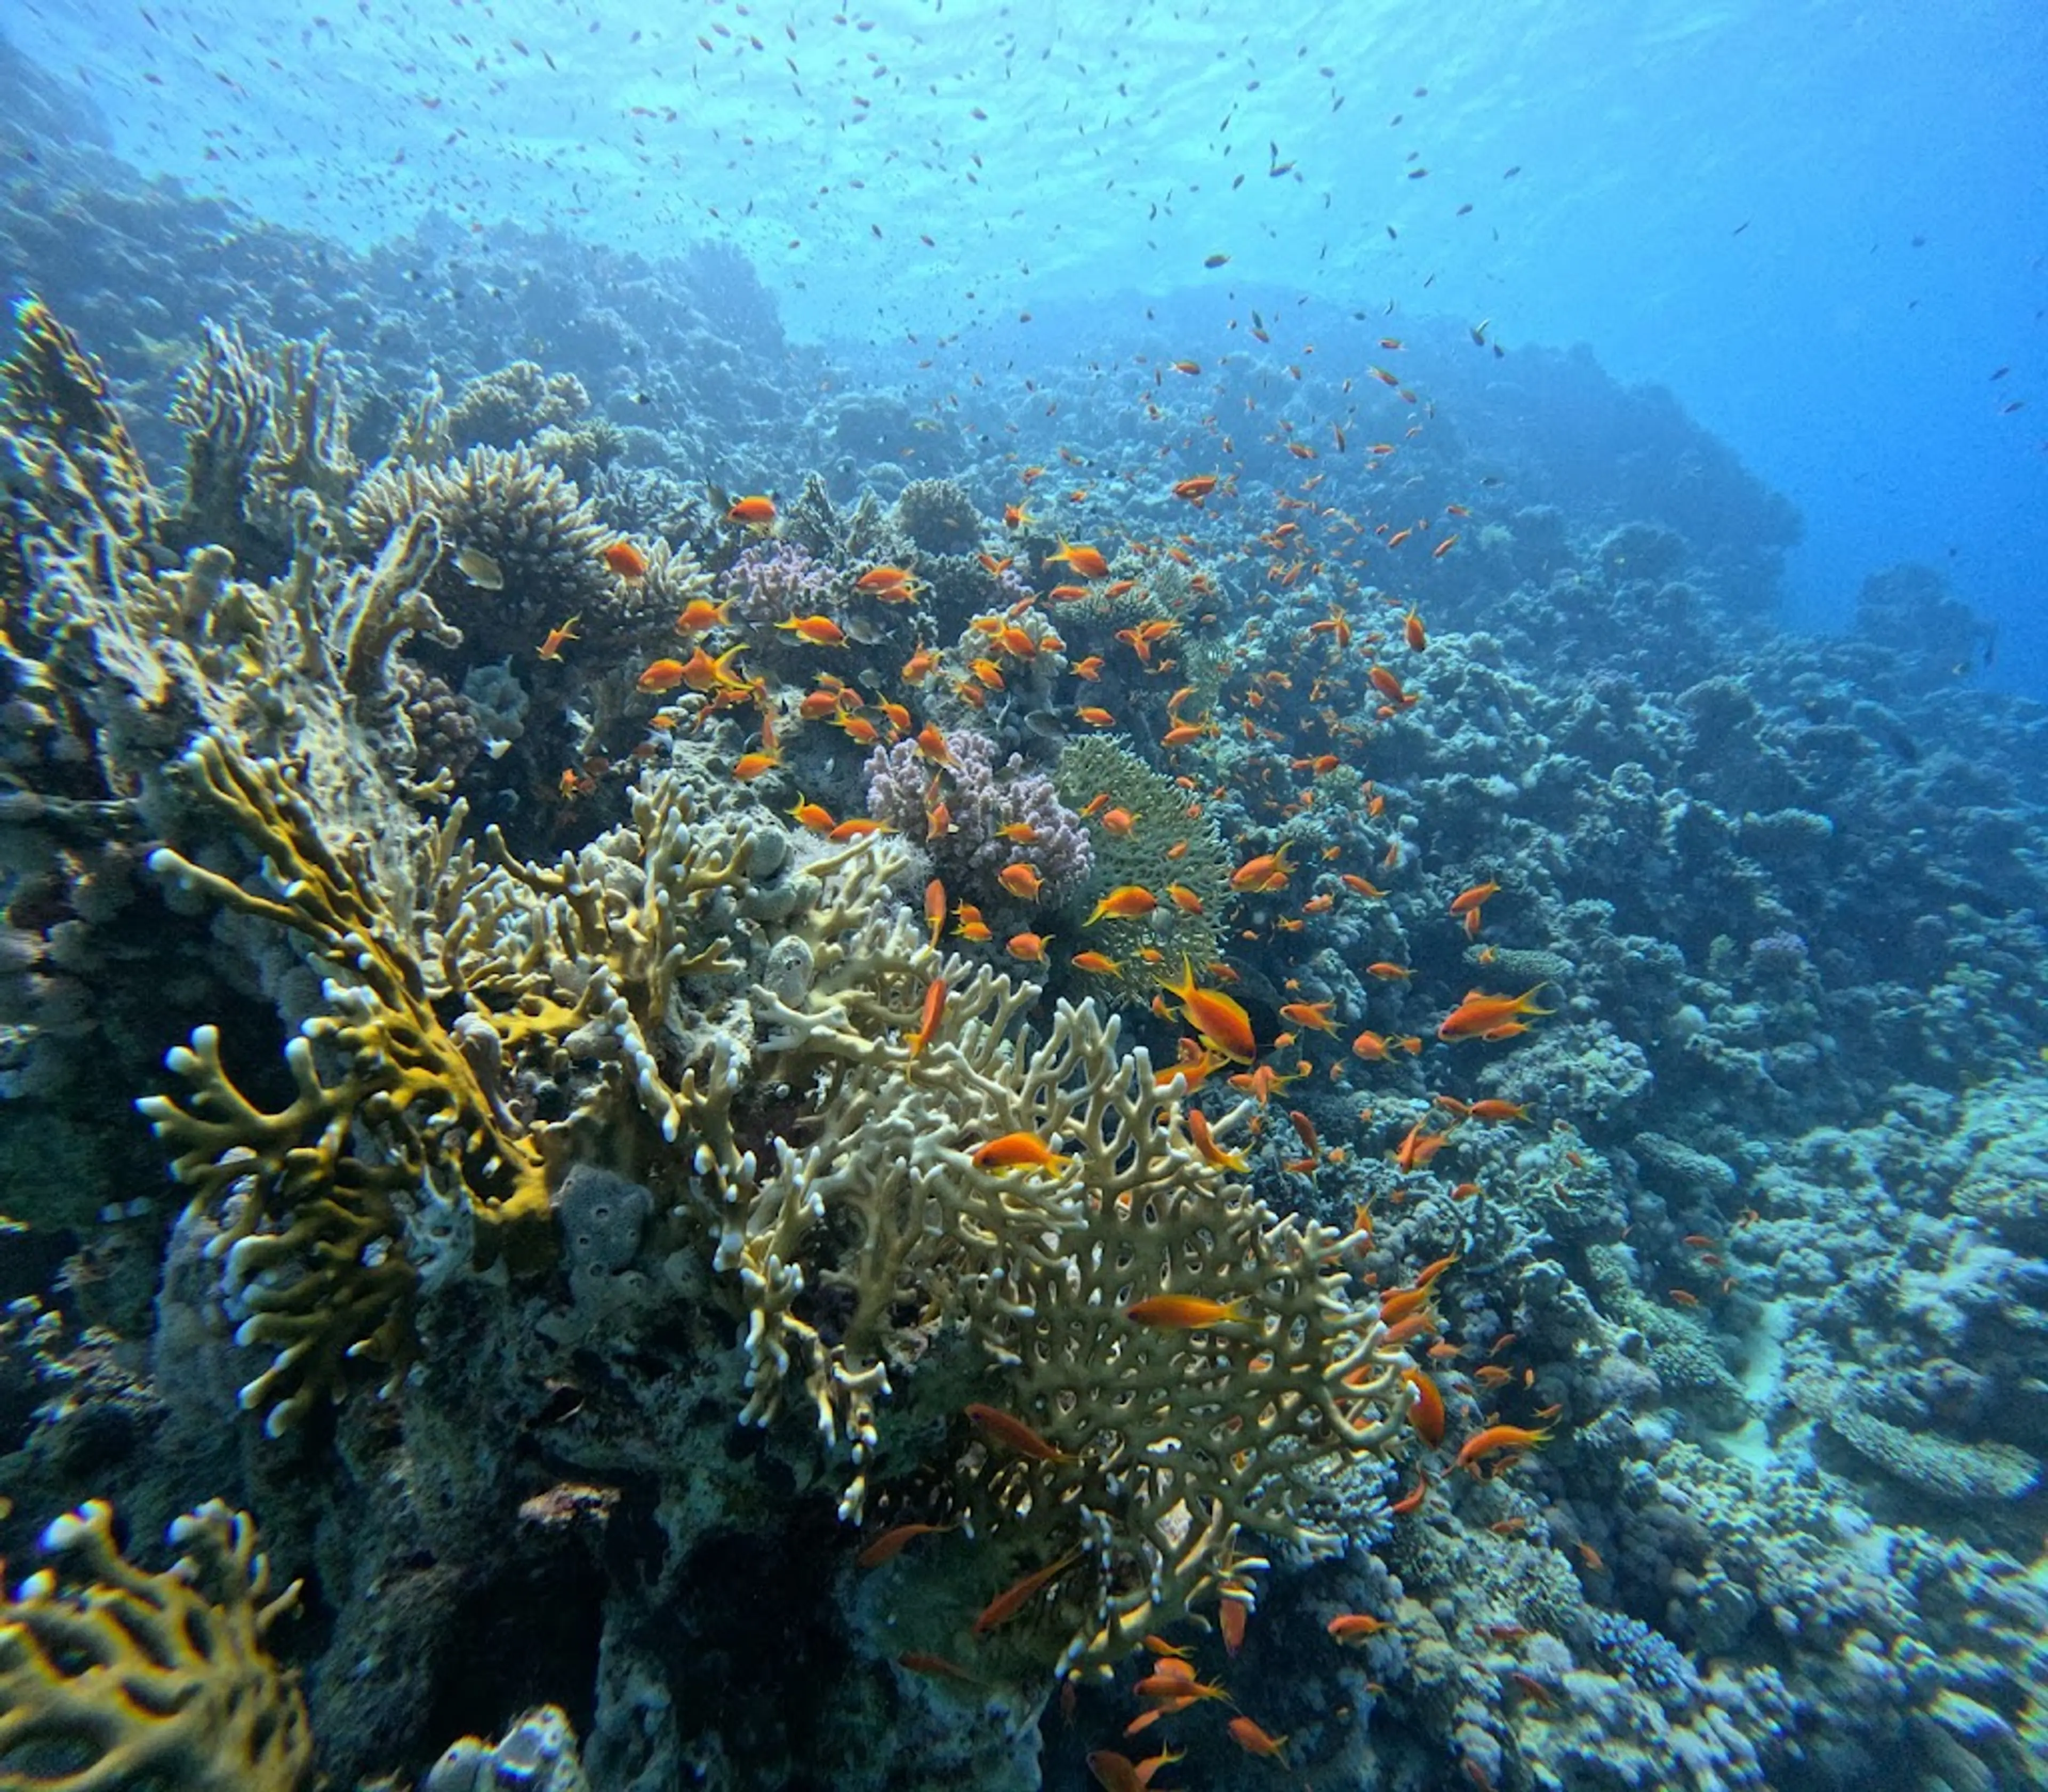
[722, 901, 1409, 1670]
[0, 1499, 313, 1790]
[140, 733, 557, 1432]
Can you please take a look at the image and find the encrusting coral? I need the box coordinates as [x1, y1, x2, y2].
[0, 1498, 314, 1791]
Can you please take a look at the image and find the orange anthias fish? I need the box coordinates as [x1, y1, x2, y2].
[855, 1520, 956, 1568]
[1125, 1293, 1250, 1328]
[998, 862, 1044, 901]
[1084, 1753, 1150, 1792]
[601, 540, 649, 579]
[1219, 1594, 1250, 1657]
[973, 1548, 1084, 1636]
[913, 723, 956, 768]
[675, 597, 732, 635]
[1230, 842, 1296, 893]
[1327, 1612, 1394, 1643]
[636, 658, 687, 693]
[924, 879, 948, 948]
[1085, 885, 1158, 925]
[776, 614, 848, 647]
[1437, 985, 1555, 1042]
[857, 564, 918, 595]
[970, 1130, 1068, 1174]
[1228, 1059, 1305, 1106]
[1046, 538, 1111, 579]
[1133, 1669, 1230, 1712]
[678, 643, 750, 693]
[535, 614, 581, 660]
[1159, 956, 1257, 1063]
[964, 1405, 1068, 1465]
[1226, 1717, 1288, 1760]
[727, 494, 777, 525]
[907, 976, 948, 1058]
[1394, 1121, 1451, 1172]
[1450, 879, 1501, 915]
[1278, 999, 1338, 1034]
[1171, 474, 1220, 502]
[1071, 950, 1122, 976]
[1403, 1366, 1446, 1446]
[1368, 665, 1414, 706]
[1007, 931, 1053, 963]
[1187, 1107, 1250, 1170]
[1454, 1421, 1554, 1473]
[1467, 1099, 1531, 1123]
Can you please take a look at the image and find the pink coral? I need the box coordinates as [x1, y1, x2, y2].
[865, 729, 1092, 900]
[717, 539, 838, 622]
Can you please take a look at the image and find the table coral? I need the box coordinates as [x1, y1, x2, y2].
[0, 1498, 313, 1791]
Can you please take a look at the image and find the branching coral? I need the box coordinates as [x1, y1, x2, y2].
[4, 302, 457, 842]
[893, 477, 985, 556]
[166, 321, 358, 564]
[0, 297, 159, 583]
[444, 360, 591, 451]
[0, 1499, 313, 1791]
[722, 919, 1409, 1670]
[345, 441, 700, 674]
[343, 443, 613, 651]
[954, 1002, 1407, 1670]
[139, 733, 556, 1431]
[865, 729, 1094, 899]
[716, 538, 839, 624]
[440, 766, 769, 1177]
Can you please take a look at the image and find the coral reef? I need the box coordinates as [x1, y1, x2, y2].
[892, 476, 986, 556]
[419, 1706, 590, 1792]
[0, 1498, 313, 1790]
[865, 727, 1094, 900]
[138, 734, 558, 1432]
[1, 110, 2046, 1789]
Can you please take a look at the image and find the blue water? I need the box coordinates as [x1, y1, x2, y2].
[13, 0, 2047, 692]
[8, 9, 2048, 1788]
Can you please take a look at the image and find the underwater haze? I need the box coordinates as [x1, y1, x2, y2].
[12, 0, 2047, 692]
[1, 3, 2047, 1791]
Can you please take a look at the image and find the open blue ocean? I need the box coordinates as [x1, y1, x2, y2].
[0, 3, 2042, 1788]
